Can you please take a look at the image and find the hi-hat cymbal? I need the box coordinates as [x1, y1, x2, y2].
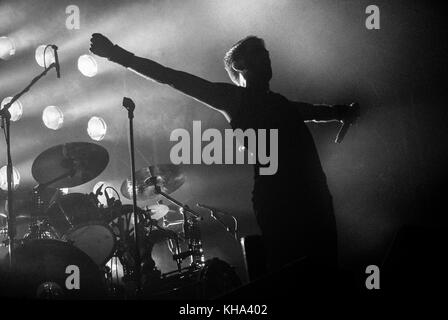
[0, 187, 58, 218]
[32, 142, 109, 188]
[121, 165, 185, 201]
[147, 204, 169, 220]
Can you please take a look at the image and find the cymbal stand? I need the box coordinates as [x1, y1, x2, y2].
[152, 182, 205, 269]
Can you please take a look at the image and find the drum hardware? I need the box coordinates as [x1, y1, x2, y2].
[147, 258, 242, 300]
[0, 132, 242, 298]
[22, 217, 58, 241]
[162, 217, 184, 228]
[139, 177, 205, 272]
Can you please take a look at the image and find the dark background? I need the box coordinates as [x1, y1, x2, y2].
[1, 0, 447, 283]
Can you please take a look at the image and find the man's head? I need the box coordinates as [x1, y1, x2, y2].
[224, 36, 272, 88]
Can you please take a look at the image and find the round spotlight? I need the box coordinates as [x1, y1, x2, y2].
[42, 105, 64, 130]
[0, 166, 20, 191]
[78, 54, 98, 77]
[93, 181, 114, 207]
[1, 97, 23, 122]
[87, 116, 107, 141]
[35, 45, 55, 68]
[0, 37, 15, 60]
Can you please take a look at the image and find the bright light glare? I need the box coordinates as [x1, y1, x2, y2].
[0, 166, 20, 191]
[78, 54, 98, 77]
[87, 116, 107, 141]
[42, 105, 64, 130]
[1, 97, 23, 122]
[0, 37, 15, 60]
[35, 45, 55, 67]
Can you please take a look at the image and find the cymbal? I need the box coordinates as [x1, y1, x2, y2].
[121, 165, 185, 201]
[0, 213, 47, 228]
[147, 204, 169, 220]
[32, 142, 109, 188]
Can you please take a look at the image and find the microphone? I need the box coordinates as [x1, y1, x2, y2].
[51, 45, 60, 78]
[95, 183, 104, 197]
[104, 187, 114, 207]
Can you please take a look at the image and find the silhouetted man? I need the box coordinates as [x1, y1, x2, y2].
[90, 34, 359, 277]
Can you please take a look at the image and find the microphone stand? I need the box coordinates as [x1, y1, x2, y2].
[121, 97, 142, 295]
[0, 62, 57, 270]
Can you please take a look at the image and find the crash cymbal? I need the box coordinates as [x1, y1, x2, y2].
[121, 164, 185, 201]
[32, 142, 109, 188]
[146, 204, 169, 220]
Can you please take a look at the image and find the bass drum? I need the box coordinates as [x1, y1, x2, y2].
[146, 258, 242, 300]
[1, 239, 106, 299]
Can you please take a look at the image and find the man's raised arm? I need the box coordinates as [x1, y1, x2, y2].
[89, 33, 239, 120]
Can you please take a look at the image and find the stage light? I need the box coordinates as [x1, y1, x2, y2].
[0, 37, 15, 60]
[1, 97, 23, 122]
[87, 116, 107, 141]
[35, 45, 55, 68]
[60, 188, 69, 195]
[42, 105, 64, 130]
[93, 181, 114, 207]
[78, 54, 98, 77]
[0, 166, 20, 191]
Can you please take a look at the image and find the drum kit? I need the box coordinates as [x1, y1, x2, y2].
[0, 142, 241, 299]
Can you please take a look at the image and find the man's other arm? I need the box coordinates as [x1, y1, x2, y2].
[294, 101, 359, 123]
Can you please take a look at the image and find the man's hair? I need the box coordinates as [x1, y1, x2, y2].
[224, 36, 265, 85]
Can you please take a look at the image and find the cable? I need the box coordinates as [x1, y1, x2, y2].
[43, 45, 52, 69]
[104, 186, 121, 201]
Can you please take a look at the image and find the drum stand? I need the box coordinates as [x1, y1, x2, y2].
[151, 181, 205, 271]
[0, 60, 58, 269]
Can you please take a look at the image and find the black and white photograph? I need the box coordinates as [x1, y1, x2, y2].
[0, 0, 446, 312]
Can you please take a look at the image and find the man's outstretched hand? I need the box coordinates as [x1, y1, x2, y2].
[345, 102, 360, 124]
[90, 33, 114, 58]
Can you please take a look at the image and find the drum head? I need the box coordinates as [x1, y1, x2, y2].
[4, 239, 105, 299]
[64, 223, 115, 266]
[46, 193, 100, 235]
